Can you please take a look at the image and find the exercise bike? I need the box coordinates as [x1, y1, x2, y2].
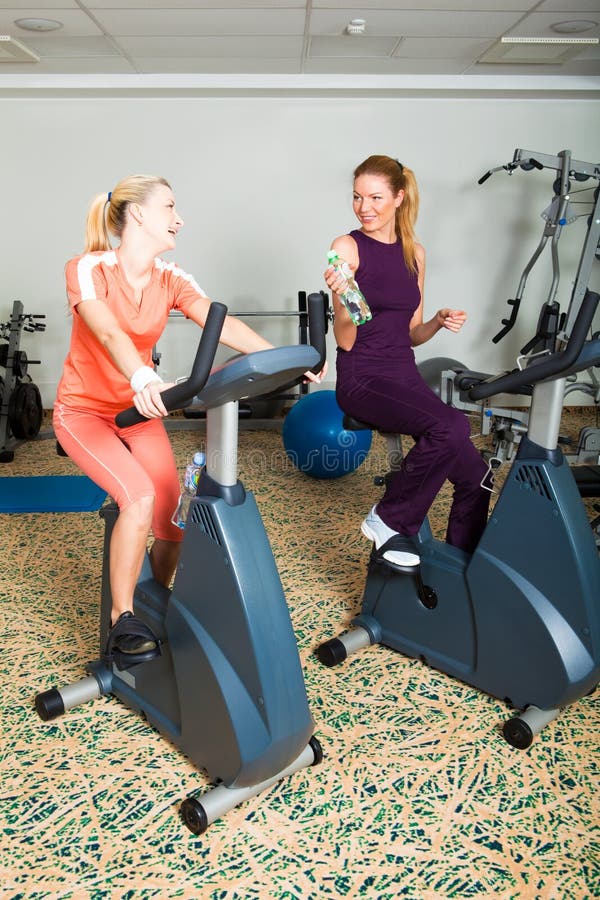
[35, 294, 327, 834]
[317, 286, 600, 750]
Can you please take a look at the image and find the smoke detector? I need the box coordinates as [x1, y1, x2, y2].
[551, 20, 597, 34]
[15, 18, 63, 32]
[346, 18, 366, 36]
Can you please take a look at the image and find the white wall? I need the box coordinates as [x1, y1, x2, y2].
[1, 94, 598, 407]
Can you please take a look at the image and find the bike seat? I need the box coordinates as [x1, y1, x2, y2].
[343, 414, 374, 432]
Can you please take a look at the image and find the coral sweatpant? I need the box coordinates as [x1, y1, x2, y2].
[53, 402, 184, 543]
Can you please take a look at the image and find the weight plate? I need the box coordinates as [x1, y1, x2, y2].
[8, 382, 43, 439]
[12, 350, 28, 378]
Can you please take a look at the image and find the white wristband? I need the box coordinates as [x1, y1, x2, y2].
[130, 366, 163, 393]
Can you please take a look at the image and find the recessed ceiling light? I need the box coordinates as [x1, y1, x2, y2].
[551, 20, 597, 34]
[14, 17, 63, 32]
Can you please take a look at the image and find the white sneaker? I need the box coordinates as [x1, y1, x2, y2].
[361, 505, 396, 548]
[361, 505, 420, 568]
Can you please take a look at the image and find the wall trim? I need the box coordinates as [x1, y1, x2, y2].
[0, 73, 599, 99]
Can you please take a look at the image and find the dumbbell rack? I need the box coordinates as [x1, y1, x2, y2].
[0, 300, 46, 463]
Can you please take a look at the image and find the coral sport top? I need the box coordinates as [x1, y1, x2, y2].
[56, 250, 206, 415]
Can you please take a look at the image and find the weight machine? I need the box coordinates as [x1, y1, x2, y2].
[0, 300, 46, 463]
[473, 148, 599, 457]
[431, 149, 600, 539]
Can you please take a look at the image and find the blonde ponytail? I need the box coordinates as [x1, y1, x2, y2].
[395, 165, 419, 276]
[84, 194, 112, 253]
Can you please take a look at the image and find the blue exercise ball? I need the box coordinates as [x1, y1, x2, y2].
[282, 390, 372, 480]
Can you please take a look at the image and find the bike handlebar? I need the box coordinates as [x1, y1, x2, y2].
[115, 291, 328, 428]
[306, 292, 327, 373]
[115, 301, 228, 428]
[469, 289, 599, 401]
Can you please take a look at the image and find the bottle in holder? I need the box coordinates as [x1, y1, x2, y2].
[172, 451, 206, 529]
[327, 250, 372, 325]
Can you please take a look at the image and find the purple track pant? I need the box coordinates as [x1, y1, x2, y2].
[336, 365, 491, 554]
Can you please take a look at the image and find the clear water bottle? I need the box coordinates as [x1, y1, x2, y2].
[327, 250, 372, 325]
[171, 451, 206, 529]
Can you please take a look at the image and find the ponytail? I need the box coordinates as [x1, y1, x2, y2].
[84, 194, 112, 252]
[395, 165, 419, 276]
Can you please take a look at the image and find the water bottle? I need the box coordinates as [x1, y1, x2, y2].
[172, 451, 206, 529]
[327, 250, 372, 325]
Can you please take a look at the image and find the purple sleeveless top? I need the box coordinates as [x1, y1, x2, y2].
[336, 229, 421, 377]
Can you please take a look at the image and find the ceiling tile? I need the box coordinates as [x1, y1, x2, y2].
[0, 34, 38, 61]
[508, 12, 600, 37]
[1, 8, 101, 35]
[310, 9, 525, 38]
[0, 54, 133, 73]
[134, 56, 302, 74]
[309, 35, 399, 58]
[469, 57, 600, 74]
[311, 1, 533, 8]
[24, 35, 119, 57]
[92, 8, 305, 37]
[88, 0, 302, 6]
[536, 0, 600, 11]
[304, 55, 469, 74]
[393, 37, 494, 60]
[118, 35, 303, 58]
[0, 1, 79, 8]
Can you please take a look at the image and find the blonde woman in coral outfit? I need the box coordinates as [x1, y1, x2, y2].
[55, 175, 322, 665]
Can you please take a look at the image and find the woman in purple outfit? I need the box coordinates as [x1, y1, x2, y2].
[324, 154, 490, 568]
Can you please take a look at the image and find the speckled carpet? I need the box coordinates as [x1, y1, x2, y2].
[0, 411, 598, 899]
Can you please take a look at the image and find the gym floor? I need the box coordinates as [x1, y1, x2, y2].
[1, 409, 598, 899]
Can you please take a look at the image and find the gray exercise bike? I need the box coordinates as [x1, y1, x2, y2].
[317, 277, 600, 748]
[36, 294, 327, 834]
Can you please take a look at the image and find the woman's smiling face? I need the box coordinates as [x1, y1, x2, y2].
[352, 173, 404, 240]
[137, 184, 184, 253]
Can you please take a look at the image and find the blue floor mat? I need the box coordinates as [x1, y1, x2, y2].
[0, 476, 107, 513]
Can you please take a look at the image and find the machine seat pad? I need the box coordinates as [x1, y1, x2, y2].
[571, 464, 600, 497]
[343, 414, 374, 432]
[456, 370, 533, 397]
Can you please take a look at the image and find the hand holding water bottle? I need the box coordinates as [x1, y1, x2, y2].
[326, 251, 372, 326]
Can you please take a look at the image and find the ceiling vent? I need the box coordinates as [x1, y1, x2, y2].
[478, 35, 598, 65]
[0, 35, 40, 63]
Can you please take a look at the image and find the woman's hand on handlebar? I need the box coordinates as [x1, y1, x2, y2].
[303, 360, 329, 385]
[133, 381, 176, 419]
